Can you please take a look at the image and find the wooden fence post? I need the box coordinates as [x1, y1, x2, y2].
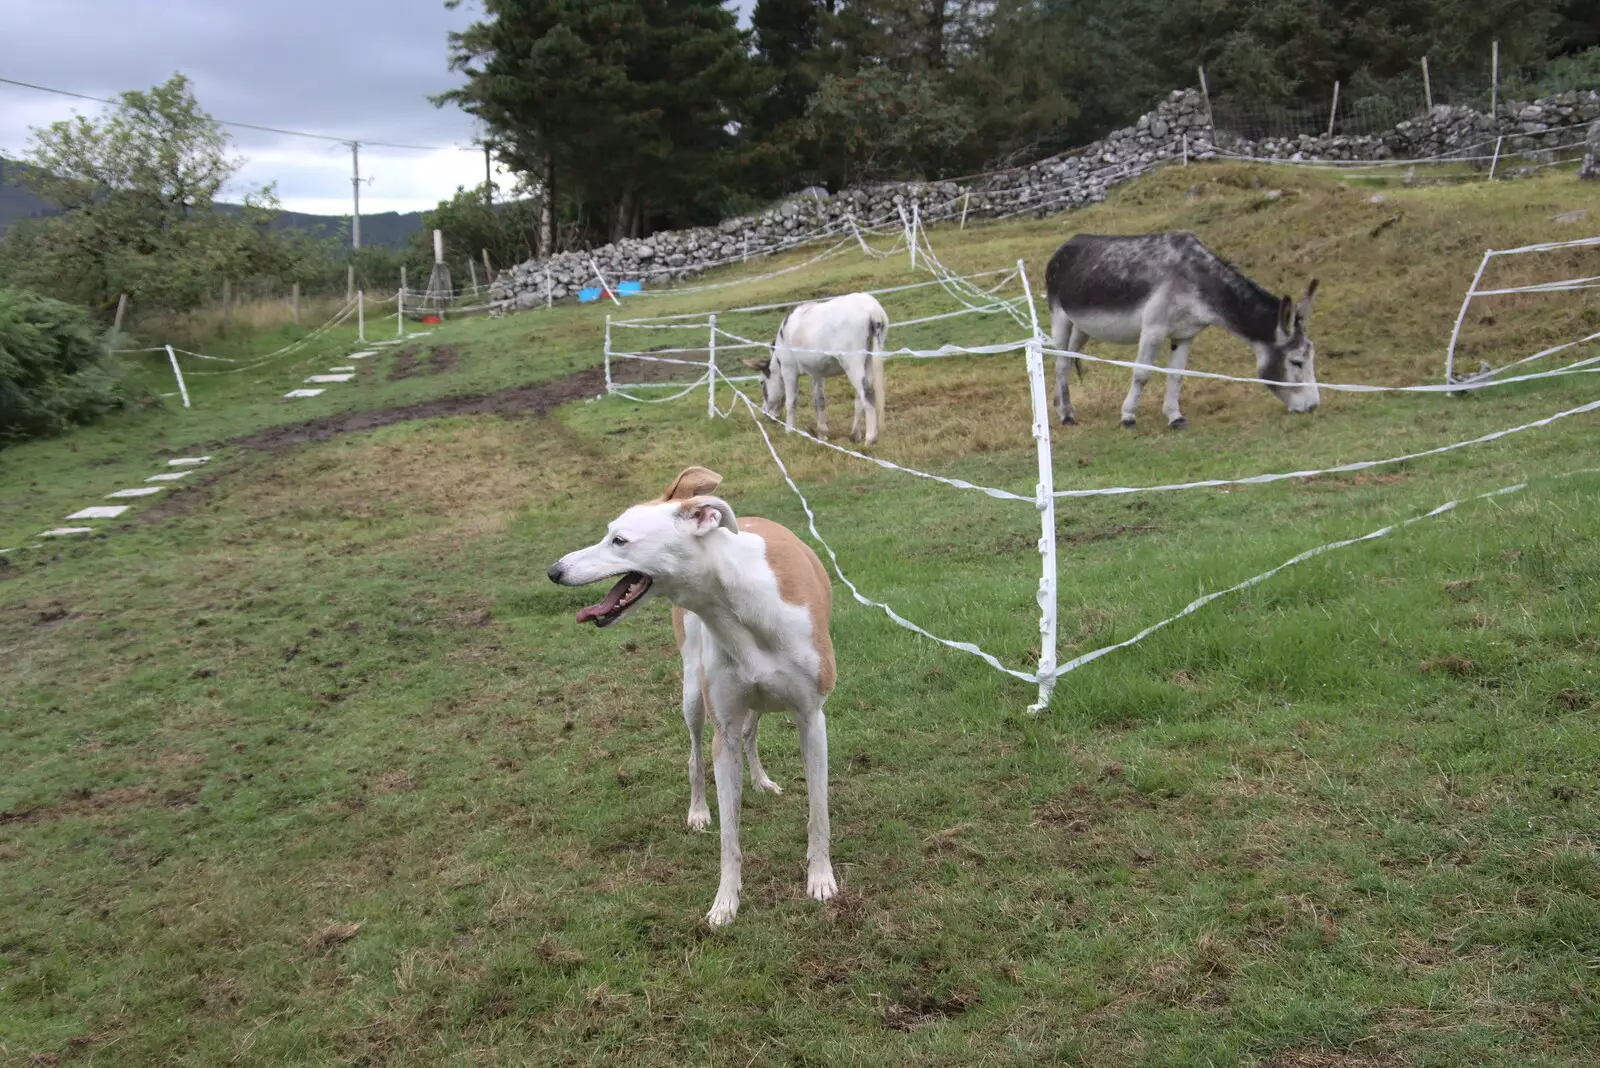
[291, 282, 300, 326]
[113, 293, 128, 332]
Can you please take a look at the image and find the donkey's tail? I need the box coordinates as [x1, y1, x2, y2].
[869, 310, 888, 429]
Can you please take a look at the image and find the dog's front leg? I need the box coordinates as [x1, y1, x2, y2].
[682, 673, 711, 831]
[707, 698, 747, 926]
[795, 701, 837, 903]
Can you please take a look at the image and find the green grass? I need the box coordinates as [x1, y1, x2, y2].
[2, 163, 1599, 1066]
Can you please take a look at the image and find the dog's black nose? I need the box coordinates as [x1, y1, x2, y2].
[547, 563, 564, 584]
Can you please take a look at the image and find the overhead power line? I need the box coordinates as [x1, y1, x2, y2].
[0, 74, 459, 152]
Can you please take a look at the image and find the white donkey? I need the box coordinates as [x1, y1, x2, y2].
[1045, 231, 1320, 428]
[745, 292, 889, 445]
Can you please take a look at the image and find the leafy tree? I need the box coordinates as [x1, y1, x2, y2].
[0, 286, 129, 445]
[0, 74, 322, 317]
[802, 65, 974, 183]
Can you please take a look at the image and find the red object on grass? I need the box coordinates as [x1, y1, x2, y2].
[422, 315, 441, 324]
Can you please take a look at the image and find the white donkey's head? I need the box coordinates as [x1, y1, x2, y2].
[742, 357, 781, 418]
[546, 467, 735, 628]
[1254, 279, 1320, 414]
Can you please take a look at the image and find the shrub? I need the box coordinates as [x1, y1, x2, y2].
[0, 287, 129, 445]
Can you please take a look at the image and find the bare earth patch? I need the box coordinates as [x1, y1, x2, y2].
[387, 344, 463, 381]
[229, 359, 681, 451]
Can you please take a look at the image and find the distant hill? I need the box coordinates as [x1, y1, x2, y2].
[0, 157, 425, 250]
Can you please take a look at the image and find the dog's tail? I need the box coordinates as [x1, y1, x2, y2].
[869, 310, 887, 430]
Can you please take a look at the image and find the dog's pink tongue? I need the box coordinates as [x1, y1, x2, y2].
[576, 575, 632, 624]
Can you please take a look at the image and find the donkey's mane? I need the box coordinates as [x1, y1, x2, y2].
[1188, 239, 1282, 344]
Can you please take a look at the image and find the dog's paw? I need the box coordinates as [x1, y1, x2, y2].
[806, 864, 838, 903]
[753, 775, 783, 796]
[705, 893, 740, 927]
[686, 805, 712, 831]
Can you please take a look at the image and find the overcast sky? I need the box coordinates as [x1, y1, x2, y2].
[1, 1, 754, 216]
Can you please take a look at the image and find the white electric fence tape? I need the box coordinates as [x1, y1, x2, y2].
[1054, 396, 1600, 498]
[1044, 478, 1541, 680]
[714, 368, 1032, 502]
[1446, 236, 1600, 385]
[740, 390, 1039, 684]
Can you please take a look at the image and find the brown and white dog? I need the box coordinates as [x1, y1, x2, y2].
[547, 466, 837, 926]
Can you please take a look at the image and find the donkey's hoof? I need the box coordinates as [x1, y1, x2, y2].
[1167, 417, 1188, 430]
[1060, 414, 1077, 426]
[1120, 419, 1136, 430]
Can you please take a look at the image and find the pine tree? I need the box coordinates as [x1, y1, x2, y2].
[441, 0, 759, 244]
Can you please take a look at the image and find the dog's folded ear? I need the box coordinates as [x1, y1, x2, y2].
[659, 466, 723, 502]
[676, 495, 738, 536]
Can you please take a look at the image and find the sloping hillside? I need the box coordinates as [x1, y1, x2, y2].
[0, 157, 424, 249]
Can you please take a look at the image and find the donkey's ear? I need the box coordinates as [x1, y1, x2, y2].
[1296, 279, 1319, 324]
[659, 466, 722, 502]
[1277, 295, 1296, 337]
[676, 495, 738, 536]
[739, 358, 770, 372]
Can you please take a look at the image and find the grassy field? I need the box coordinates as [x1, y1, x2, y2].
[2, 163, 1599, 1066]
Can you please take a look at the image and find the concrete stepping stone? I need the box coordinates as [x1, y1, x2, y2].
[67, 506, 128, 520]
[107, 487, 163, 498]
[284, 388, 325, 398]
[329, 366, 357, 372]
[347, 350, 378, 359]
[146, 471, 191, 482]
[168, 457, 210, 466]
[40, 527, 94, 537]
[306, 374, 354, 384]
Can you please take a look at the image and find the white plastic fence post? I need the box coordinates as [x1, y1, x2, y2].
[1182, 134, 1190, 166]
[1017, 260, 1057, 714]
[910, 201, 920, 269]
[1489, 135, 1504, 180]
[707, 314, 717, 419]
[849, 212, 872, 255]
[897, 203, 912, 264]
[743, 235, 749, 263]
[357, 289, 365, 341]
[396, 287, 404, 337]
[604, 314, 613, 394]
[163, 345, 191, 409]
[960, 192, 971, 229]
[592, 258, 622, 306]
[1445, 249, 1494, 384]
[546, 264, 553, 309]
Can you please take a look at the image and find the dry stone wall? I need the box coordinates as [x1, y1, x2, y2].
[490, 88, 1599, 308]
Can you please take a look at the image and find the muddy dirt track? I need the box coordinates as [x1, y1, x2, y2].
[228, 357, 686, 451]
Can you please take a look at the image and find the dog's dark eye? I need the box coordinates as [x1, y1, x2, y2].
[611, 535, 629, 547]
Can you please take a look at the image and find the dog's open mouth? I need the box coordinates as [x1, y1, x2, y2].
[575, 572, 653, 628]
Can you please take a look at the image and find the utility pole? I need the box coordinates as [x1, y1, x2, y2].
[483, 141, 493, 202]
[350, 141, 362, 250]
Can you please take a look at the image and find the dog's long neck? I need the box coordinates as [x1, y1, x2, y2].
[666, 530, 786, 652]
